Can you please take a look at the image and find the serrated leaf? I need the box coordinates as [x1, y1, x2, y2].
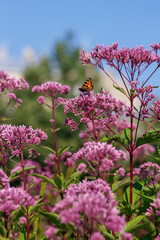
[112, 179, 131, 193]
[54, 175, 62, 190]
[124, 215, 145, 232]
[0, 224, 7, 237]
[136, 130, 160, 147]
[31, 173, 56, 187]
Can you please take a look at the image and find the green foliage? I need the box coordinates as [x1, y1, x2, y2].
[136, 130, 160, 147]
[0, 224, 7, 238]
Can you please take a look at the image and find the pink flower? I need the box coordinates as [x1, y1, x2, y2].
[53, 179, 126, 237]
[146, 191, 160, 219]
[45, 226, 58, 239]
[37, 96, 45, 104]
[0, 124, 47, 157]
[67, 141, 126, 176]
[133, 162, 160, 185]
[91, 232, 104, 240]
[32, 81, 70, 97]
[8, 93, 16, 100]
[0, 70, 29, 93]
[76, 163, 87, 173]
[150, 98, 160, 120]
[64, 90, 127, 140]
[121, 232, 133, 240]
[155, 233, 160, 240]
[0, 187, 35, 215]
[0, 168, 10, 188]
[131, 144, 155, 163]
[64, 118, 79, 131]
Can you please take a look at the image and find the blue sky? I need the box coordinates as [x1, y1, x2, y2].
[1, 0, 160, 58]
[1, 0, 160, 96]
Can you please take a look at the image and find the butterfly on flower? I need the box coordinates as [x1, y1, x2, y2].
[79, 78, 94, 92]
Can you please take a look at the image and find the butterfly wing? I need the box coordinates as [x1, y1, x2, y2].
[79, 78, 93, 92]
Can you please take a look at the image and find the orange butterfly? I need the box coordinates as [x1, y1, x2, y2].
[79, 78, 94, 92]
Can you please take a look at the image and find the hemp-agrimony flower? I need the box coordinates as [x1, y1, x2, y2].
[53, 179, 126, 237]
[0, 187, 35, 215]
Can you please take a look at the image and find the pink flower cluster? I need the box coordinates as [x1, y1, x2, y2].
[133, 162, 160, 185]
[0, 124, 47, 156]
[64, 90, 127, 139]
[146, 191, 160, 219]
[131, 144, 155, 163]
[127, 82, 155, 119]
[80, 42, 159, 71]
[0, 187, 35, 215]
[53, 179, 126, 237]
[0, 70, 29, 93]
[32, 81, 70, 97]
[150, 98, 160, 120]
[67, 141, 126, 176]
[155, 233, 160, 240]
[0, 168, 10, 188]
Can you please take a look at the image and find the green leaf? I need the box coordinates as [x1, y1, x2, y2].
[112, 179, 131, 193]
[102, 128, 131, 147]
[124, 185, 141, 206]
[10, 167, 37, 180]
[29, 202, 47, 214]
[58, 145, 74, 157]
[122, 128, 131, 145]
[124, 215, 145, 233]
[136, 130, 160, 147]
[40, 146, 56, 155]
[102, 231, 115, 240]
[31, 173, 56, 187]
[0, 224, 7, 237]
[12, 208, 25, 222]
[38, 211, 65, 229]
[133, 106, 138, 112]
[65, 171, 82, 188]
[54, 175, 62, 190]
[113, 84, 127, 95]
[102, 134, 128, 147]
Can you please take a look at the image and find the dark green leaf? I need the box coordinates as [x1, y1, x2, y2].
[136, 130, 160, 147]
[54, 175, 62, 190]
[0, 224, 7, 237]
[124, 215, 145, 232]
[112, 179, 131, 193]
[10, 167, 37, 180]
[31, 173, 56, 187]
[38, 211, 65, 229]
[40, 146, 56, 155]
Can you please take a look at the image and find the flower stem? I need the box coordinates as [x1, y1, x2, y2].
[130, 96, 134, 205]
[52, 98, 61, 176]
[20, 149, 30, 240]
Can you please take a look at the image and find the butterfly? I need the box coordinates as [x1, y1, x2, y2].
[79, 78, 94, 92]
